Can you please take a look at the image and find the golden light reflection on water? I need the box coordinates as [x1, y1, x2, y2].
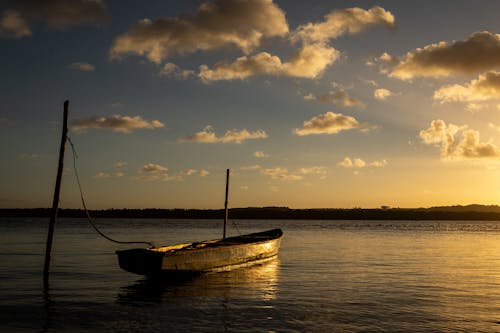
[118, 258, 280, 303]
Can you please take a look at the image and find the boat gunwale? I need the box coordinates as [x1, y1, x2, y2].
[116, 228, 283, 256]
[149, 229, 282, 255]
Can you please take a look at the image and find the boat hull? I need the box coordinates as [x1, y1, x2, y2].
[116, 228, 283, 276]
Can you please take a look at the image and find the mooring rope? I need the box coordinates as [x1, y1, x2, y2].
[67, 137, 155, 248]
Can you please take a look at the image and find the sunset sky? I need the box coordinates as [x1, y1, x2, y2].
[2, 0, 500, 209]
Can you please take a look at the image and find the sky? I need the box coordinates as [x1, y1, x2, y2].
[1, 0, 500, 209]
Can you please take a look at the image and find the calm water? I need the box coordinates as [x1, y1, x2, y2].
[2, 218, 500, 332]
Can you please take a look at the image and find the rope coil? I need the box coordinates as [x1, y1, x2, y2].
[67, 137, 155, 248]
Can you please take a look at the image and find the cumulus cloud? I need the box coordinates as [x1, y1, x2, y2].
[489, 123, 500, 132]
[282, 43, 340, 79]
[254, 151, 269, 158]
[199, 52, 283, 81]
[72, 114, 165, 133]
[370, 159, 389, 167]
[366, 52, 399, 74]
[68, 62, 95, 72]
[114, 161, 127, 169]
[338, 157, 388, 168]
[361, 78, 379, 87]
[297, 166, 327, 179]
[386, 31, 500, 80]
[94, 161, 128, 179]
[135, 163, 179, 181]
[93, 172, 125, 179]
[420, 119, 500, 160]
[199, 43, 340, 82]
[110, 4, 395, 83]
[262, 166, 327, 181]
[374, 88, 393, 100]
[135, 164, 210, 181]
[0, 10, 31, 38]
[110, 0, 288, 63]
[293, 111, 372, 136]
[182, 169, 210, 177]
[262, 167, 303, 181]
[240, 164, 262, 171]
[159, 62, 195, 79]
[141, 163, 167, 174]
[0, 0, 107, 38]
[182, 125, 268, 144]
[291, 6, 395, 44]
[304, 89, 365, 107]
[338, 157, 365, 168]
[434, 71, 500, 105]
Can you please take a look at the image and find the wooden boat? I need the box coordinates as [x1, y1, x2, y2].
[116, 169, 283, 276]
[116, 228, 283, 276]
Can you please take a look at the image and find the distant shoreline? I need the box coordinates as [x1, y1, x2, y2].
[2, 205, 500, 220]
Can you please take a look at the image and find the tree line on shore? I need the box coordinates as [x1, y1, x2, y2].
[2, 205, 500, 220]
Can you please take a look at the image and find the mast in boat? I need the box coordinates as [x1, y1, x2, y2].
[223, 169, 229, 239]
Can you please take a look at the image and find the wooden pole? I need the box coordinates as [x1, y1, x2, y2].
[43, 100, 69, 287]
[223, 169, 229, 239]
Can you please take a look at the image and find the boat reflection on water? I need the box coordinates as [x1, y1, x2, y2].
[117, 257, 280, 304]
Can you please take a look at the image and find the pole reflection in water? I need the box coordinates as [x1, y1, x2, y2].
[117, 258, 280, 305]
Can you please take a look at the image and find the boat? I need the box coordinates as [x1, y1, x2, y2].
[116, 228, 283, 276]
[116, 169, 283, 276]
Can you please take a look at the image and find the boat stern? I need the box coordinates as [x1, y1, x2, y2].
[116, 248, 164, 275]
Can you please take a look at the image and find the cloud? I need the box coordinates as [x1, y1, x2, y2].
[338, 157, 388, 168]
[199, 52, 283, 81]
[159, 62, 195, 79]
[199, 43, 340, 82]
[135, 163, 210, 182]
[304, 89, 365, 107]
[135, 164, 209, 182]
[420, 119, 500, 160]
[360, 78, 379, 87]
[434, 71, 500, 105]
[182, 169, 210, 177]
[254, 151, 269, 158]
[386, 31, 500, 80]
[182, 125, 268, 144]
[370, 159, 388, 168]
[72, 114, 165, 133]
[291, 6, 395, 44]
[338, 157, 365, 168]
[262, 167, 303, 181]
[110, 0, 288, 63]
[297, 166, 327, 179]
[68, 62, 95, 72]
[374, 88, 393, 100]
[0, 0, 107, 38]
[110, 5, 394, 83]
[262, 166, 327, 181]
[240, 164, 262, 171]
[366, 52, 399, 74]
[114, 161, 127, 169]
[489, 123, 500, 132]
[293, 111, 372, 136]
[0, 10, 31, 38]
[282, 43, 340, 79]
[93, 172, 125, 179]
[141, 163, 167, 174]
[135, 163, 179, 181]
